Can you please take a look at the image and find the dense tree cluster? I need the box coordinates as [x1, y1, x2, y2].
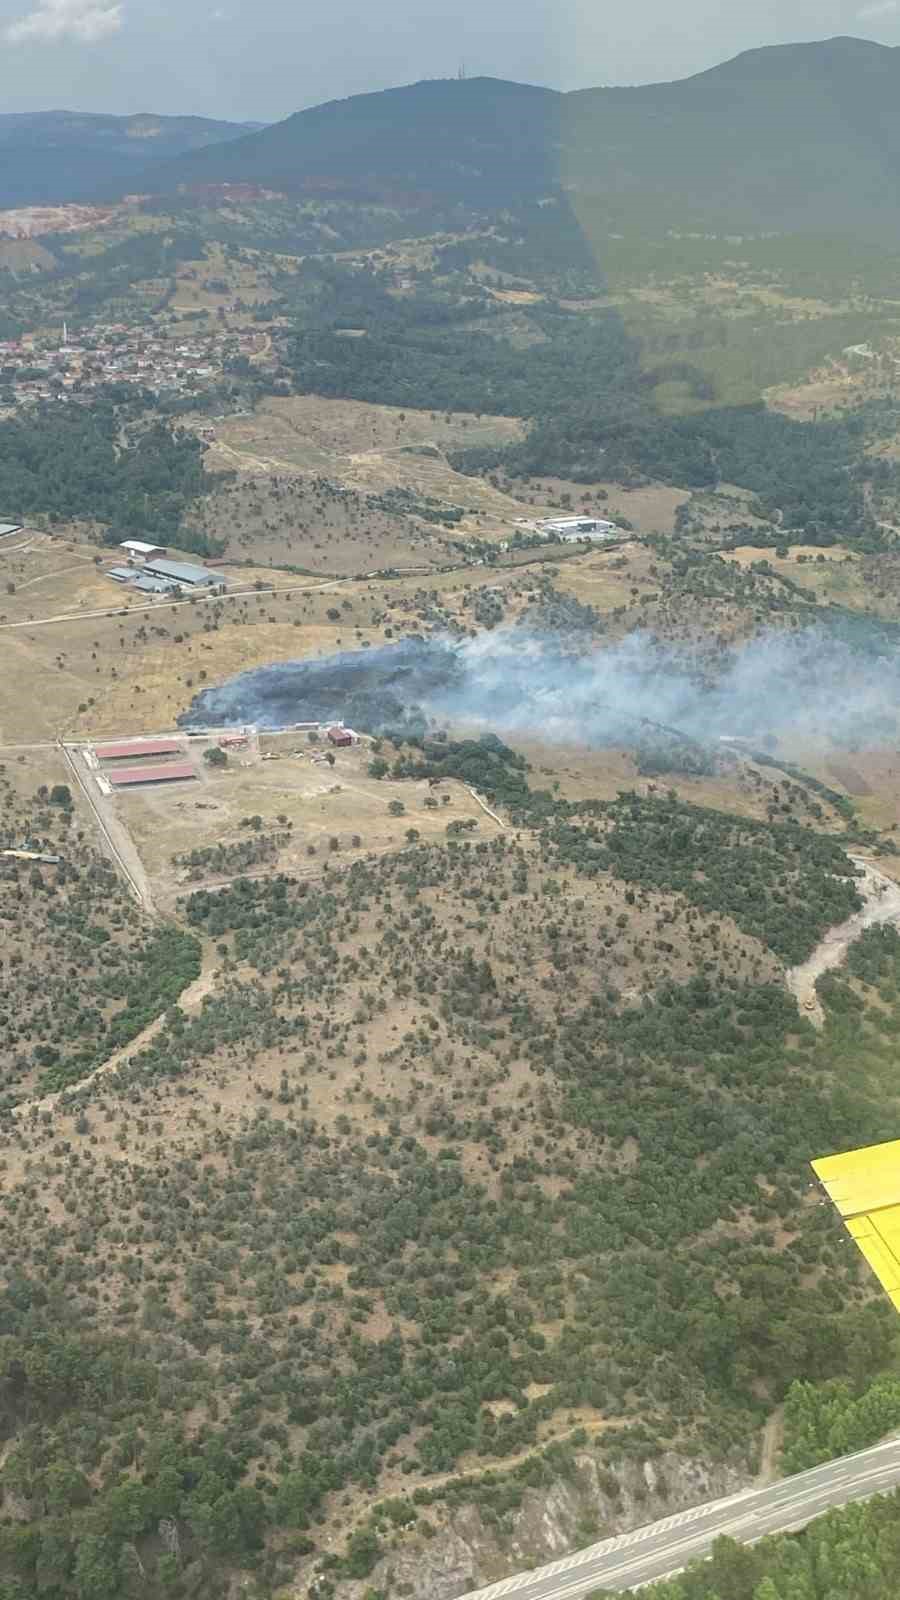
[0, 403, 214, 543]
[277, 262, 893, 538]
[783, 1374, 900, 1473]
[0, 771, 200, 1104]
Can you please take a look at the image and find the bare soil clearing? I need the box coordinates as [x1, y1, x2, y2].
[186, 395, 548, 560]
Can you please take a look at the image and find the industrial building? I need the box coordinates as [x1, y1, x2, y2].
[327, 726, 353, 747]
[2, 848, 62, 864]
[537, 516, 618, 541]
[108, 761, 197, 787]
[143, 557, 216, 587]
[132, 573, 179, 595]
[0, 521, 24, 539]
[106, 563, 177, 594]
[95, 737, 184, 761]
[119, 539, 167, 562]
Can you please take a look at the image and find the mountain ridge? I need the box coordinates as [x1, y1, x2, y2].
[108, 37, 900, 239]
[0, 110, 266, 210]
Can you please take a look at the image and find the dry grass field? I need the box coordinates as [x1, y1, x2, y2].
[170, 243, 281, 316]
[232, 395, 526, 460]
[0, 547, 549, 741]
[722, 543, 900, 619]
[120, 736, 500, 909]
[492, 471, 691, 536]
[182, 395, 551, 566]
[764, 354, 895, 421]
[184, 470, 444, 574]
[0, 530, 116, 621]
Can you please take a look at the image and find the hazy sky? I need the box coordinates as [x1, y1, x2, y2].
[1, 0, 900, 120]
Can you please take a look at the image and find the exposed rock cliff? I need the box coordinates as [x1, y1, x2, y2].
[321, 1448, 749, 1600]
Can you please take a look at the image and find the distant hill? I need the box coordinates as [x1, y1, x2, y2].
[123, 37, 900, 237]
[0, 111, 265, 210]
[118, 77, 561, 206]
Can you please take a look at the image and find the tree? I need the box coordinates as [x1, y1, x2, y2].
[204, 747, 228, 769]
[72, 1533, 121, 1600]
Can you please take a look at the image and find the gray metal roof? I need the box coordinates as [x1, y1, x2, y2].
[144, 558, 215, 584]
[132, 573, 178, 593]
[107, 566, 136, 580]
[0, 522, 24, 537]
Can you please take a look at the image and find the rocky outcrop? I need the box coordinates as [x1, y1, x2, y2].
[321, 1448, 749, 1600]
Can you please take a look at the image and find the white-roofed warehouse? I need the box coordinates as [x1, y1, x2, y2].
[119, 539, 167, 561]
[143, 558, 216, 587]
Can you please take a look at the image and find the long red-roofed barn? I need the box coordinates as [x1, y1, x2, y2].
[108, 762, 196, 787]
[95, 738, 183, 762]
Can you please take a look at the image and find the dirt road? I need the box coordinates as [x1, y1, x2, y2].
[0, 577, 344, 632]
[756, 1406, 784, 1487]
[786, 856, 900, 1024]
[61, 742, 154, 912]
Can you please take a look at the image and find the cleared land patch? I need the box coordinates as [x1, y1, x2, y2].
[116, 734, 500, 910]
[188, 396, 541, 564]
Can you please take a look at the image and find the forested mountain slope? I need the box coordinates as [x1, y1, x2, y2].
[126, 38, 900, 238]
[0, 111, 263, 209]
[2, 747, 899, 1599]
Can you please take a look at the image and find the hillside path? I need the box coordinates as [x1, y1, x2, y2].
[786, 856, 900, 1024]
[756, 1406, 784, 1487]
[14, 948, 217, 1120]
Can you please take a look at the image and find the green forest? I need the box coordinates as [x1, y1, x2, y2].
[282, 269, 896, 539]
[0, 402, 219, 548]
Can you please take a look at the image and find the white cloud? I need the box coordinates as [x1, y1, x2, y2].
[856, 0, 898, 18]
[5, 0, 122, 43]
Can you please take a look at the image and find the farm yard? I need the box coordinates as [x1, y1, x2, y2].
[104, 728, 500, 910]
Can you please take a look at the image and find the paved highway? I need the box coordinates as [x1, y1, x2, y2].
[461, 1438, 900, 1599]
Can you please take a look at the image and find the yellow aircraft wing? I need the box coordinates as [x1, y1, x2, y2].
[813, 1139, 900, 1311]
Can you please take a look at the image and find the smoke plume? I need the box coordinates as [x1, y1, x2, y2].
[181, 624, 900, 751]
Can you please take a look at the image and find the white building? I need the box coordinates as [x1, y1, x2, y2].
[538, 516, 618, 541]
[119, 539, 167, 563]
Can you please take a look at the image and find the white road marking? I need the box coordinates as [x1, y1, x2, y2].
[461, 1440, 900, 1600]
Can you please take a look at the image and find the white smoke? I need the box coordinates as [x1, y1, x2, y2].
[184, 623, 900, 754]
[424, 625, 900, 749]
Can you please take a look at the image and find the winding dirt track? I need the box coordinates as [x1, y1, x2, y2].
[786, 856, 900, 1024]
[13, 950, 217, 1120]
